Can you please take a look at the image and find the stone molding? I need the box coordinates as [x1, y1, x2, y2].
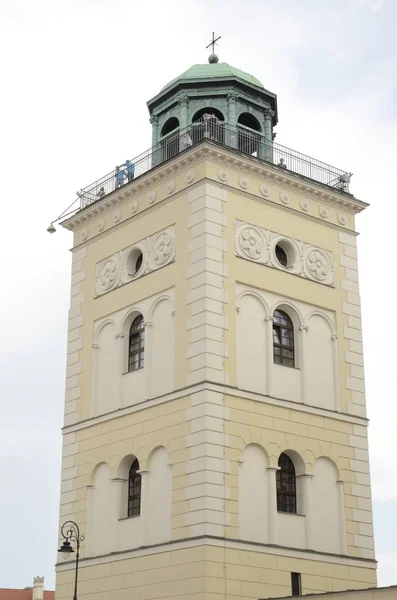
[62, 142, 366, 235]
[95, 226, 176, 297]
[235, 220, 335, 287]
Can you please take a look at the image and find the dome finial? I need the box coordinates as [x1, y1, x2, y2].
[206, 31, 221, 64]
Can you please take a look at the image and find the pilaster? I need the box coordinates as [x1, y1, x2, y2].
[186, 182, 229, 385]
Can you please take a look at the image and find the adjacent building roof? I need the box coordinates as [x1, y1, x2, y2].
[161, 61, 264, 91]
[0, 589, 54, 600]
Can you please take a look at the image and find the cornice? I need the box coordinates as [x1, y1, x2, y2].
[62, 380, 367, 435]
[202, 145, 368, 214]
[61, 140, 366, 234]
[61, 146, 210, 231]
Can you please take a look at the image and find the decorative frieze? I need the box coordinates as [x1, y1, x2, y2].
[95, 226, 176, 297]
[235, 220, 335, 287]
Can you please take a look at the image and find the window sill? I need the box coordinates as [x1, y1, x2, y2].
[273, 362, 300, 370]
[122, 368, 144, 376]
[119, 515, 141, 521]
[277, 511, 305, 517]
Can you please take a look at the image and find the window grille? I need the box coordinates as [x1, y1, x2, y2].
[128, 315, 145, 372]
[273, 310, 294, 367]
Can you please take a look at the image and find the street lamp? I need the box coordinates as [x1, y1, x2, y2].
[58, 520, 84, 600]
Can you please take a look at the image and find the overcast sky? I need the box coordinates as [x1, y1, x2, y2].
[0, 0, 396, 591]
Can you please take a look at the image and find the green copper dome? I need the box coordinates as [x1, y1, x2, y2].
[162, 61, 264, 91]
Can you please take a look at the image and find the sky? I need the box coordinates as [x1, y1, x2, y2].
[0, 0, 396, 591]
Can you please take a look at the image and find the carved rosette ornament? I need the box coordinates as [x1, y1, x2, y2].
[235, 219, 334, 287]
[97, 219, 104, 232]
[337, 213, 347, 225]
[151, 232, 173, 266]
[280, 192, 290, 205]
[95, 226, 176, 297]
[99, 259, 118, 291]
[300, 198, 310, 212]
[185, 171, 195, 184]
[239, 226, 264, 259]
[166, 181, 175, 194]
[80, 228, 88, 241]
[319, 206, 329, 219]
[217, 168, 228, 182]
[259, 184, 270, 197]
[113, 209, 121, 223]
[239, 176, 249, 190]
[306, 249, 330, 281]
[131, 199, 139, 214]
[148, 191, 156, 205]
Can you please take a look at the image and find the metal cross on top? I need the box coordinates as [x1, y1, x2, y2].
[206, 31, 221, 54]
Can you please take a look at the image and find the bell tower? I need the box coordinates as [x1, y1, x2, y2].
[148, 52, 277, 165]
[55, 50, 376, 600]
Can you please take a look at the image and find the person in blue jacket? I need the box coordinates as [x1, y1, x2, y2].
[125, 159, 135, 182]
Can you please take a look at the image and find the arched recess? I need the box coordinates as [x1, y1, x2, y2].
[278, 449, 306, 513]
[237, 293, 267, 394]
[271, 303, 302, 403]
[306, 313, 335, 410]
[117, 454, 141, 519]
[92, 321, 119, 416]
[88, 463, 114, 556]
[311, 457, 342, 553]
[160, 117, 180, 161]
[239, 444, 268, 543]
[146, 447, 172, 545]
[237, 112, 262, 156]
[149, 297, 174, 397]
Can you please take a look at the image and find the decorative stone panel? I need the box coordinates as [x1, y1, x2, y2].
[235, 220, 335, 287]
[95, 226, 176, 297]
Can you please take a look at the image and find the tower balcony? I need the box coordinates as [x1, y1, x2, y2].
[76, 118, 352, 211]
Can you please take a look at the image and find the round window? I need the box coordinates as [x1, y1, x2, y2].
[127, 248, 143, 276]
[274, 240, 295, 269]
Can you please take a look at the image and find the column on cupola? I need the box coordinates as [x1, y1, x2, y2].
[178, 96, 189, 149]
[150, 116, 159, 166]
[227, 94, 238, 149]
[262, 108, 274, 162]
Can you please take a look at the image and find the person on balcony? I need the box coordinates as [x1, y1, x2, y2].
[115, 166, 126, 189]
[125, 159, 135, 182]
[278, 157, 287, 169]
[184, 132, 193, 148]
[96, 187, 105, 199]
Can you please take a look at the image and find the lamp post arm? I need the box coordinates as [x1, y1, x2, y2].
[59, 520, 84, 600]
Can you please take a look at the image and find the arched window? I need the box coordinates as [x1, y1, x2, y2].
[128, 315, 145, 372]
[237, 112, 261, 156]
[161, 117, 179, 137]
[191, 108, 225, 145]
[160, 117, 180, 161]
[237, 112, 261, 131]
[277, 453, 296, 513]
[273, 310, 294, 367]
[128, 458, 141, 517]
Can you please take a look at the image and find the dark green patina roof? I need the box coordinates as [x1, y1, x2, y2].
[162, 61, 264, 91]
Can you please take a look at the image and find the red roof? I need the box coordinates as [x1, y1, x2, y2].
[0, 590, 54, 600]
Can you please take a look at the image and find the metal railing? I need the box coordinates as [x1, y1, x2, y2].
[77, 117, 351, 210]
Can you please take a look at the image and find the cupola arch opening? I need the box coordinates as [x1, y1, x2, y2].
[159, 116, 180, 161]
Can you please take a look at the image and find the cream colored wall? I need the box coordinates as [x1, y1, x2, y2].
[56, 540, 376, 600]
[91, 289, 175, 416]
[236, 285, 337, 409]
[58, 142, 375, 600]
[224, 393, 373, 558]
